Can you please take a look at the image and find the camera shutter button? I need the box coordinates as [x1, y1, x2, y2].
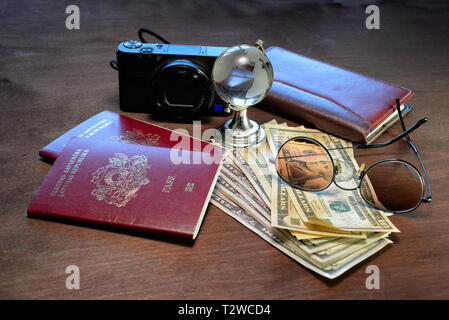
[124, 40, 142, 49]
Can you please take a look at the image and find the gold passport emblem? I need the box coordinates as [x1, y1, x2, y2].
[91, 153, 150, 207]
[106, 129, 160, 146]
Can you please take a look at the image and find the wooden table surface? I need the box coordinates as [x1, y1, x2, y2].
[1, 0, 448, 299]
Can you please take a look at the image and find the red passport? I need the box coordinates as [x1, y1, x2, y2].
[259, 46, 414, 144]
[39, 110, 222, 160]
[29, 137, 224, 239]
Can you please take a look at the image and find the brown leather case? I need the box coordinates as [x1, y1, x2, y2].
[259, 46, 414, 143]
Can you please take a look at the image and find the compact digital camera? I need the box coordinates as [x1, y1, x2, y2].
[116, 40, 232, 120]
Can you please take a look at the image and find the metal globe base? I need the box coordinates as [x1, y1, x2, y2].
[218, 109, 266, 148]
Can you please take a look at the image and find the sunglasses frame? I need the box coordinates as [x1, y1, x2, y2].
[359, 158, 425, 213]
[273, 98, 431, 214]
[275, 137, 426, 213]
[275, 136, 336, 192]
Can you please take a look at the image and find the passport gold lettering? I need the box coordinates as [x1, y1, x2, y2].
[85, 120, 112, 138]
[58, 174, 74, 197]
[64, 149, 82, 173]
[51, 149, 89, 197]
[162, 176, 176, 193]
[50, 174, 66, 196]
[70, 149, 89, 175]
[76, 119, 112, 139]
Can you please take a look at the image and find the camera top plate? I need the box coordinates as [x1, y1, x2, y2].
[117, 42, 227, 58]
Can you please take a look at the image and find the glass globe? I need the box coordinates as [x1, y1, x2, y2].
[212, 44, 274, 110]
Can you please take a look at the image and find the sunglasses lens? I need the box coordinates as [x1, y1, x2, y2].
[276, 138, 334, 190]
[360, 161, 423, 212]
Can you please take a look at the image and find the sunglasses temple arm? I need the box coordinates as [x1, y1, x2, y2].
[413, 141, 432, 202]
[356, 97, 431, 202]
[355, 117, 428, 149]
[396, 98, 408, 132]
[397, 97, 431, 202]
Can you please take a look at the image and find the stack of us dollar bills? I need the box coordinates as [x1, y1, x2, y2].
[211, 120, 399, 279]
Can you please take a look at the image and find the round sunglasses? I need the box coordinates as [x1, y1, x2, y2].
[272, 99, 431, 214]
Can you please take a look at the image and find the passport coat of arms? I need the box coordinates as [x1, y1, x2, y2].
[91, 153, 150, 207]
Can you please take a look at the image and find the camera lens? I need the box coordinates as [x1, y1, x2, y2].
[151, 59, 214, 120]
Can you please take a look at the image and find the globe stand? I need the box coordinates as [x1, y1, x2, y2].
[211, 40, 273, 149]
[219, 108, 266, 148]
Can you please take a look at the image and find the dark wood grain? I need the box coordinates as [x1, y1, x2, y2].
[1, 0, 448, 299]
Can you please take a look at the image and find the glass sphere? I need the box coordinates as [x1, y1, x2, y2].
[212, 44, 274, 109]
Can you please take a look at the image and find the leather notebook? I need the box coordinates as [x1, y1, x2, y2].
[29, 137, 224, 239]
[259, 46, 414, 144]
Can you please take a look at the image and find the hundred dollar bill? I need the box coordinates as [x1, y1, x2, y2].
[211, 191, 392, 278]
[265, 124, 400, 233]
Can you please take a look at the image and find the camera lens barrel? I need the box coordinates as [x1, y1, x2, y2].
[151, 59, 214, 120]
